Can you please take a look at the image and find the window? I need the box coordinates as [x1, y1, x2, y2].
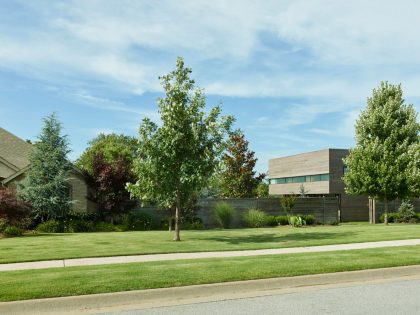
[310, 174, 321, 182]
[343, 166, 348, 175]
[269, 173, 330, 185]
[293, 176, 306, 183]
[320, 174, 329, 181]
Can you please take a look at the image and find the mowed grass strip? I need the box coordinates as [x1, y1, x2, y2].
[1, 245, 420, 302]
[1, 224, 420, 264]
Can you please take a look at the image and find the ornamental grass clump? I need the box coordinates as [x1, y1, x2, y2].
[243, 208, 267, 228]
[212, 202, 236, 229]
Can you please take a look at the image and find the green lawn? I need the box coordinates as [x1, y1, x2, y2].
[1, 245, 420, 301]
[1, 223, 420, 264]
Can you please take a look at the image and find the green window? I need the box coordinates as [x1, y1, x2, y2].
[293, 176, 306, 183]
[270, 173, 330, 185]
[320, 174, 329, 181]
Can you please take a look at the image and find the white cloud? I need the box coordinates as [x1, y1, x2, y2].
[72, 92, 158, 119]
[1, 0, 420, 107]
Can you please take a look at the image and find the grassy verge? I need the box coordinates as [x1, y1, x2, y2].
[1, 245, 420, 301]
[1, 224, 420, 264]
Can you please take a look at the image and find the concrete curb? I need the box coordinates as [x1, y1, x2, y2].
[1, 238, 420, 272]
[2, 265, 420, 315]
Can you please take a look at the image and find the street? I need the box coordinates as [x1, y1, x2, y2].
[101, 278, 420, 315]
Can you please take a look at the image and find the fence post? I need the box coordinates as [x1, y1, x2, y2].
[323, 197, 326, 224]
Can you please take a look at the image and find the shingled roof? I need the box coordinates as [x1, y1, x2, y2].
[0, 127, 32, 179]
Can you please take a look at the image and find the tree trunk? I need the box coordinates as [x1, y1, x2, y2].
[173, 192, 181, 241]
[384, 196, 388, 225]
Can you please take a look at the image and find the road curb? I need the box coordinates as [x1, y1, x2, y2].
[2, 265, 420, 315]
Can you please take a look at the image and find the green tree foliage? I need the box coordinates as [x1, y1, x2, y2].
[344, 82, 420, 224]
[127, 57, 233, 241]
[280, 195, 296, 216]
[76, 133, 137, 175]
[220, 131, 265, 198]
[76, 133, 138, 221]
[19, 114, 72, 222]
[256, 182, 269, 198]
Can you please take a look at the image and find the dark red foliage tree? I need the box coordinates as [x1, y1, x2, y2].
[220, 132, 265, 198]
[0, 187, 31, 225]
[88, 152, 137, 222]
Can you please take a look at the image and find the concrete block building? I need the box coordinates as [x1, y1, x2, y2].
[268, 148, 369, 221]
[0, 127, 93, 212]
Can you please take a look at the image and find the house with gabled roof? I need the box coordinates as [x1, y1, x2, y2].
[0, 127, 94, 212]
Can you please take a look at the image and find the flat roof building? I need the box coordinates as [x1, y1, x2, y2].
[268, 148, 368, 221]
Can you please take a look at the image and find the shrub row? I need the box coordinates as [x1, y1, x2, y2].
[378, 201, 420, 223]
[211, 204, 318, 229]
[379, 212, 420, 223]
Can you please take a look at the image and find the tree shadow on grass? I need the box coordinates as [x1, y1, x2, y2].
[20, 233, 75, 238]
[200, 231, 356, 245]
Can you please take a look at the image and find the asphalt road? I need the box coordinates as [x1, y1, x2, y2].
[101, 278, 420, 315]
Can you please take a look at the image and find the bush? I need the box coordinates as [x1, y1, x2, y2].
[36, 220, 61, 233]
[4, 225, 23, 236]
[265, 215, 278, 227]
[288, 215, 306, 227]
[379, 212, 399, 223]
[212, 202, 236, 229]
[67, 219, 95, 232]
[326, 220, 339, 226]
[94, 222, 118, 232]
[0, 218, 7, 233]
[181, 220, 205, 230]
[0, 187, 31, 227]
[280, 195, 296, 215]
[120, 212, 153, 231]
[397, 200, 416, 223]
[300, 214, 316, 225]
[276, 215, 289, 226]
[243, 209, 267, 228]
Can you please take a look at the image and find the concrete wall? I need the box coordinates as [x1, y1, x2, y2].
[269, 149, 330, 195]
[269, 149, 330, 178]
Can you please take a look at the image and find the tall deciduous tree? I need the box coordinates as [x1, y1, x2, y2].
[76, 133, 137, 175]
[220, 131, 265, 198]
[344, 82, 420, 224]
[76, 133, 138, 221]
[127, 57, 233, 241]
[19, 113, 72, 222]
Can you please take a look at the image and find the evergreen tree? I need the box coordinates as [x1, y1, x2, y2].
[127, 57, 233, 241]
[344, 82, 420, 224]
[19, 114, 72, 222]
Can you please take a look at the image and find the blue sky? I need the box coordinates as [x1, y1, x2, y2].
[1, 1, 420, 173]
